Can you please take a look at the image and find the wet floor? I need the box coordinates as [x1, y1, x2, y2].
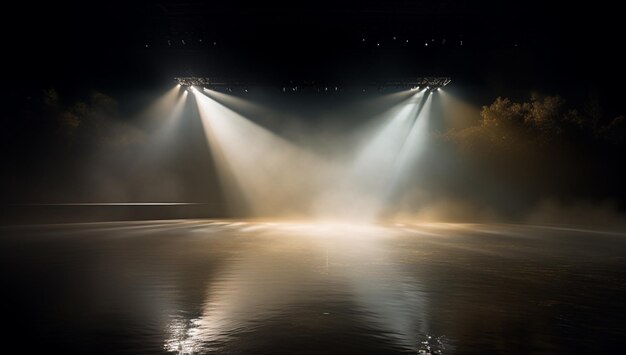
[1, 220, 625, 354]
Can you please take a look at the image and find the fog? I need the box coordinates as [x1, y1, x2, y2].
[2, 85, 625, 228]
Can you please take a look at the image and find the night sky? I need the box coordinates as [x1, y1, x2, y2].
[10, 1, 626, 107]
[3, 0, 626, 223]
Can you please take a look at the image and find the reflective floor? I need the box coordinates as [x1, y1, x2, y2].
[1, 220, 625, 354]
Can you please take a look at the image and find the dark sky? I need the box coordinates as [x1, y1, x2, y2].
[9, 1, 625, 107]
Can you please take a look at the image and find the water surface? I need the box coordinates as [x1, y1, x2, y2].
[2, 221, 625, 354]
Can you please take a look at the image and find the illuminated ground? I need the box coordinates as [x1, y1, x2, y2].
[2, 220, 625, 354]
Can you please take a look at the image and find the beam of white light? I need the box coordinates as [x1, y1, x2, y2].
[194, 90, 333, 217]
[438, 89, 481, 130]
[139, 89, 189, 165]
[314, 91, 425, 221]
[202, 87, 274, 117]
[155, 90, 188, 137]
[385, 92, 434, 195]
[137, 85, 182, 128]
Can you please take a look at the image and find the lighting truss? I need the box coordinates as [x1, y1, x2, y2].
[174, 77, 212, 86]
[174, 77, 451, 89]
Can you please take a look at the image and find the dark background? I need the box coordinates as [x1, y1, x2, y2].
[8, 1, 625, 105]
[2, 0, 625, 223]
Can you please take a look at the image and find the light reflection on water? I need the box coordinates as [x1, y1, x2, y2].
[164, 223, 432, 354]
[1, 221, 626, 354]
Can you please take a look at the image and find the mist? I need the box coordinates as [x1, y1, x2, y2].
[2, 85, 625, 228]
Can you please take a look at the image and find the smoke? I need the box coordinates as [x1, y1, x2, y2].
[4, 86, 626, 227]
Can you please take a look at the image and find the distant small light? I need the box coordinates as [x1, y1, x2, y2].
[425, 42, 428, 46]
[362, 38, 366, 42]
[182, 40, 186, 45]
[167, 40, 171, 46]
[393, 36, 396, 40]
[145, 44, 148, 48]
[325, 87, 328, 91]
[213, 41, 217, 46]
[334, 86, 338, 91]
[460, 40, 463, 46]
[244, 88, 248, 92]
[377, 43, 380, 46]
[199, 39, 203, 42]
[283, 87, 286, 92]
[406, 39, 409, 43]
[437, 88, 441, 91]
[432, 38, 435, 42]
[362, 88, 366, 93]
